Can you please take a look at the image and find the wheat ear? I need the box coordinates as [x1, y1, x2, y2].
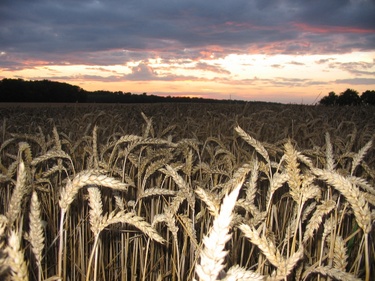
[351, 138, 373, 175]
[195, 179, 243, 281]
[87, 186, 103, 236]
[195, 187, 220, 217]
[6, 230, 28, 281]
[6, 160, 28, 229]
[239, 224, 282, 268]
[223, 265, 265, 280]
[29, 191, 45, 281]
[86, 186, 103, 281]
[284, 140, 302, 203]
[312, 168, 372, 234]
[59, 169, 129, 211]
[325, 132, 336, 171]
[332, 235, 348, 271]
[58, 170, 129, 279]
[313, 168, 372, 281]
[303, 200, 336, 243]
[92, 125, 99, 168]
[31, 149, 74, 173]
[235, 126, 271, 173]
[0, 215, 8, 275]
[303, 266, 361, 281]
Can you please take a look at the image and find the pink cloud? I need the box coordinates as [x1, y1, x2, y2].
[293, 22, 375, 34]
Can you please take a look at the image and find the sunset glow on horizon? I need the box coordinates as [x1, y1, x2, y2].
[1, 1, 374, 104]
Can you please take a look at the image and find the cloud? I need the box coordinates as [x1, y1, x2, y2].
[126, 62, 158, 81]
[288, 61, 305, 66]
[329, 60, 375, 76]
[1, 0, 375, 106]
[194, 62, 231, 74]
[293, 0, 375, 30]
[271, 64, 283, 69]
[315, 58, 336, 64]
[335, 78, 375, 85]
[123, 61, 210, 82]
[1, 0, 374, 64]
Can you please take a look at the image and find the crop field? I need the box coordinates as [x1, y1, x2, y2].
[0, 102, 374, 281]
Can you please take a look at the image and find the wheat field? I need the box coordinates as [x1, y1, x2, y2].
[0, 102, 374, 281]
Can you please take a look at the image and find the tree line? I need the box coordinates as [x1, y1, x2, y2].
[319, 88, 375, 106]
[0, 78, 244, 104]
[1, 78, 373, 105]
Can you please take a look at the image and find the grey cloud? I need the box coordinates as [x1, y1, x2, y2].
[154, 91, 220, 99]
[329, 61, 375, 76]
[126, 62, 158, 81]
[292, 0, 375, 29]
[335, 78, 375, 85]
[194, 62, 231, 74]
[315, 58, 336, 64]
[272, 77, 310, 87]
[271, 64, 283, 68]
[288, 61, 305, 66]
[0, 0, 374, 68]
[123, 62, 210, 82]
[305, 80, 330, 86]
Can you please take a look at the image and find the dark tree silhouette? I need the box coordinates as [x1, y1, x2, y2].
[361, 90, 375, 105]
[0, 78, 246, 104]
[0, 78, 87, 102]
[319, 91, 338, 105]
[337, 89, 361, 106]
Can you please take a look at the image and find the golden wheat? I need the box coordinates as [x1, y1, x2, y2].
[6, 230, 28, 281]
[0, 103, 374, 280]
[28, 192, 44, 281]
[195, 180, 243, 281]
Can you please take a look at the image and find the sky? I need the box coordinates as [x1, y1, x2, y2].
[1, 0, 375, 104]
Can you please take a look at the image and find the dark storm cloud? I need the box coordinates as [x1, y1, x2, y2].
[0, 0, 374, 67]
[293, 0, 375, 30]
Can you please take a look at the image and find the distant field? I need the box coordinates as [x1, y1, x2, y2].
[1, 103, 374, 280]
[0, 102, 144, 108]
